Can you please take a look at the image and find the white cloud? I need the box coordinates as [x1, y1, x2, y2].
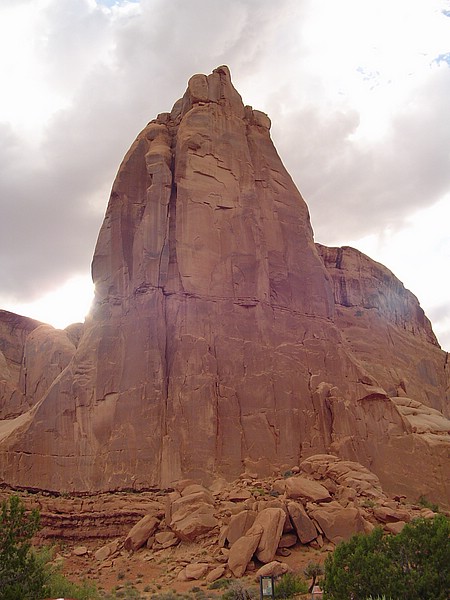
[0, 0, 449, 349]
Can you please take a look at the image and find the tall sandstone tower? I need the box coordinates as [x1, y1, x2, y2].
[0, 67, 448, 503]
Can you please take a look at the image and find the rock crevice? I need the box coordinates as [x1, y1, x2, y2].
[0, 67, 448, 506]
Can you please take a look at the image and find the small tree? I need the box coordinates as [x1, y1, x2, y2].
[323, 527, 395, 599]
[323, 514, 450, 600]
[304, 561, 324, 593]
[0, 495, 46, 600]
[274, 572, 308, 598]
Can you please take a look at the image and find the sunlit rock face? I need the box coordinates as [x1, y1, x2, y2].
[0, 67, 448, 504]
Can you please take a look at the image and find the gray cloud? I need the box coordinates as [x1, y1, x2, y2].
[269, 66, 450, 245]
[1, 0, 304, 302]
[0, 0, 449, 352]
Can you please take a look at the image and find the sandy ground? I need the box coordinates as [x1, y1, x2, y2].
[56, 538, 327, 597]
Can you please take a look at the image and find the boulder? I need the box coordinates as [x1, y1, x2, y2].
[170, 504, 218, 541]
[124, 515, 159, 551]
[278, 532, 297, 548]
[206, 566, 226, 583]
[254, 507, 286, 563]
[184, 562, 209, 580]
[154, 531, 179, 548]
[385, 521, 407, 535]
[255, 561, 289, 579]
[373, 506, 411, 523]
[228, 523, 263, 577]
[228, 488, 253, 501]
[95, 539, 121, 562]
[283, 477, 331, 503]
[171, 490, 214, 515]
[308, 502, 366, 544]
[287, 501, 318, 544]
[225, 509, 257, 545]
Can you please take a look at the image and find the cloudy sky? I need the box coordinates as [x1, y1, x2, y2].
[1, 0, 449, 350]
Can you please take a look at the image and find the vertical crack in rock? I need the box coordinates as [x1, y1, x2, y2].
[0, 67, 448, 503]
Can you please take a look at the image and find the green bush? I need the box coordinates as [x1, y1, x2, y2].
[418, 495, 439, 513]
[274, 572, 308, 598]
[304, 562, 324, 593]
[43, 569, 99, 600]
[323, 514, 450, 600]
[0, 495, 100, 600]
[209, 577, 233, 590]
[0, 495, 46, 600]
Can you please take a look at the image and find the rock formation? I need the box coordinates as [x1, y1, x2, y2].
[0, 67, 448, 505]
[0, 456, 443, 586]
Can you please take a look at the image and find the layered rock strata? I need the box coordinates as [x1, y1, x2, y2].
[0, 67, 448, 504]
[1, 456, 442, 584]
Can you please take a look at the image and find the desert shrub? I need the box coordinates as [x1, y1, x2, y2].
[43, 568, 99, 600]
[323, 514, 449, 600]
[222, 580, 259, 600]
[274, 572, 308, 598]
[418, 495, 439, 513]
[304, 562, 324, 593]
[209, 577, 233, 589]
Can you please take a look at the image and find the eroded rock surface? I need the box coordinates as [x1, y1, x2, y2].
[1, 458, 444, 584]
[0, 67, 448, 506]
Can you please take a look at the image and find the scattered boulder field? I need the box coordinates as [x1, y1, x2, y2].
[1, 454, 442, 590]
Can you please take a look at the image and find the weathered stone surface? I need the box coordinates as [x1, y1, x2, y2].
[95, 539, 120, 562]
[170, 504, 218, 541]
[385, 521, 407, 535]
[0, 311, 42, 419]
[281, 476, 331, 503]
[225, 509, 257, 545]
[206, 565, 226, 583]
[316, 245, 449, 504]
[287, 501, 318, 544]
[373, 506, 411, 523]
[300, 455, 386, 499]
[308, 502, 367, 544]
[278, 532, 297, 548]
[255, 561, 289, 579]
[184, 562, 209, 580]
[0, 67, 448, 510]
[254, 507, 286, 563]
[228, 523, 263, 577]
[124, 515, 159, 551]
[154, 531, 179, 548]
[20, 325, 76, 408]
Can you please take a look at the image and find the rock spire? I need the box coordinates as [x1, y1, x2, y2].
[0, 67, 448, 505]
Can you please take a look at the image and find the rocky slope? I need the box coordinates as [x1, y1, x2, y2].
[0, 455, 444, 592]
[0, 67, 448, 506]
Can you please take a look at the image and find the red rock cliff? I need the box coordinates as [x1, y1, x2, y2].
[0, 67, 448, 504]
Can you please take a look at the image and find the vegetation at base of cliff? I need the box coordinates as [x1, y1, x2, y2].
[418, 495, 439, 513]
[221, 580, 259, 600]
[323, 514, 450, 600]
[273, 572, 308, 598]
[303, 561, 324, 593]
[0, 494, 99, 600]
[0, 495, 46, 600]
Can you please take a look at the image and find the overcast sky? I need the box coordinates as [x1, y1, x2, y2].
[1, 0, 449, 350]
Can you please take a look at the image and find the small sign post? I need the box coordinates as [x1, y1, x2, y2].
[260, 575, 275, 600]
